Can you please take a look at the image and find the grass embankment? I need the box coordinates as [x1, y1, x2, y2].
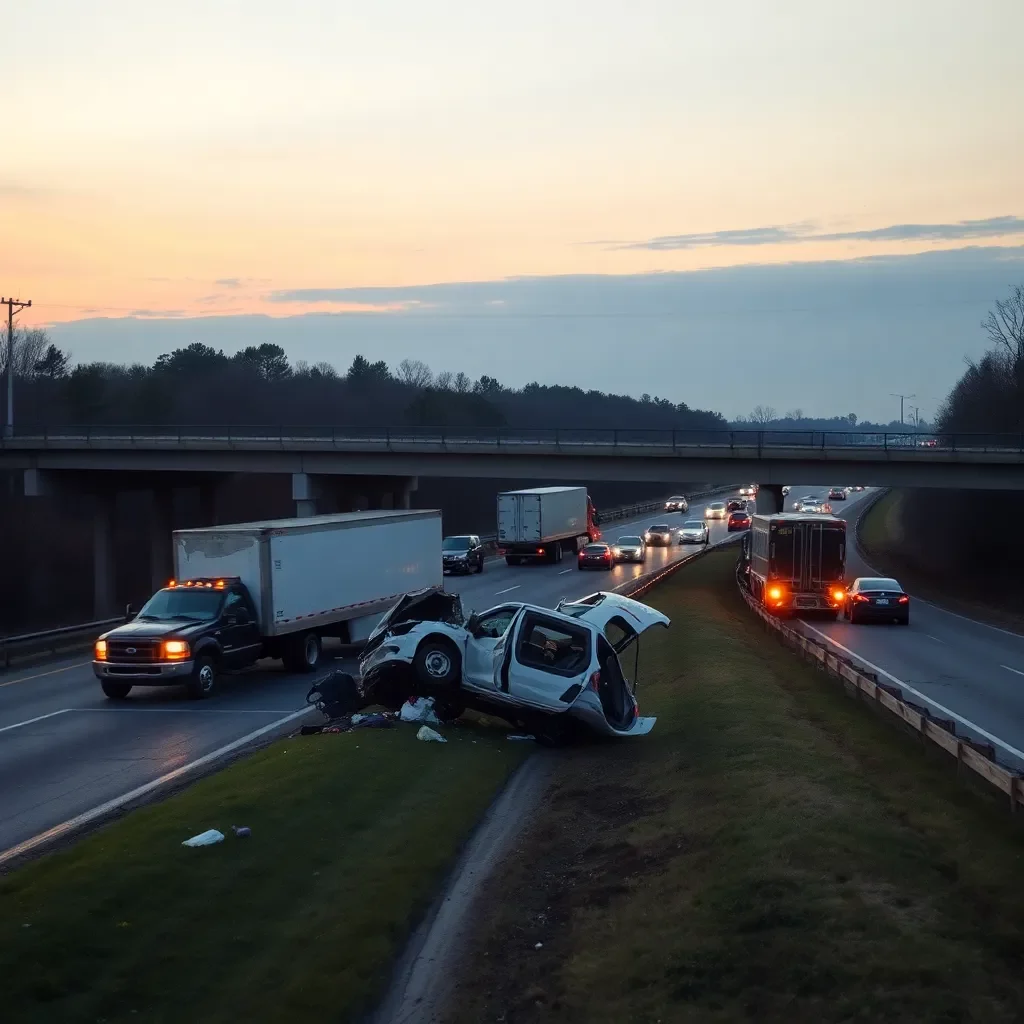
[858, 490, 1024, 632]
[449, 549, 1024, 1024]
[0, 723, 528, 1023]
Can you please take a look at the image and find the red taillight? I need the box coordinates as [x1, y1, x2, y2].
[898, 595, 909, 603]
[588, 670, 601, 691]
[604, 551, 611, 560]
[537, 548, 544, 555]
[853, 593, 869, 602]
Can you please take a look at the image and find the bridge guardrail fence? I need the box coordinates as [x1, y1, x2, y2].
[1, 486, 742, 670]
[738, 584, 1024, 813]
[4, 425, 1024, 453]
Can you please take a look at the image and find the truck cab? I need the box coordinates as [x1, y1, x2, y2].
[93, 577, 263, 701]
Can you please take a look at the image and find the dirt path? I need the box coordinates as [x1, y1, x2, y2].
[372, 751, 557, 1024]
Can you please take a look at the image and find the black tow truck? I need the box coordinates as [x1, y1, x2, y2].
[93, 577, 263, 700]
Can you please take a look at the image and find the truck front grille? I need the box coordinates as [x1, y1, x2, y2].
[106, 640, 162, 662]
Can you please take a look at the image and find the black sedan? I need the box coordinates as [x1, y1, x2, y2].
[578, 542, 614, 570]
[726, 498, 747, 513]
[442, 534, 486, 574]
[644, 524, 675, 547]
[844, 577, 910, 624]
[727, 510, 752, 531]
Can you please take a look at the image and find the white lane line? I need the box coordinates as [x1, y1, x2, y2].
[70, 707, 297, 715]
[0, 661, 91, 689]
[0, 705, 314, 867]
[494, 585, 521, 595]
[802, 623, 1024, 764]
[1000, 665, 1024, 677]
[925, 634, 946, 644]
[0, 708, 72, 735]
[558, 568, 573, 575]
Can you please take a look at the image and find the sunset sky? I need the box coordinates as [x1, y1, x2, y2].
[5, 1, 1024, 418]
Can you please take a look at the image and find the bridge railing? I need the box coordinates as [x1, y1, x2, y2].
[4, 425, 1024, 452]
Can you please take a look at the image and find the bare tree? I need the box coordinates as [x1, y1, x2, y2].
[982, 284, 1024, 363]
[452, 371, 471, 394]
[434, 370, 453, 391]
[784, 408, 803, 421]
[0, 327, 51, 377]
[396, 358, 433, 388]
[749, 404, 777, 425]
[312, 361, 338, 379]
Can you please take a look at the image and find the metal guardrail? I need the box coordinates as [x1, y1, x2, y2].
[2, 425, 1021, 453]
[1, 486, 741, 669]
[1, 616, 126, 669]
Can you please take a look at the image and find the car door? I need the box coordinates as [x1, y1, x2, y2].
[492, 609, 594, 710]
[462, 604, 521, 689]
[220, 590, 262, 669]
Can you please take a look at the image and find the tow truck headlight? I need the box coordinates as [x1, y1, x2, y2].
[163, 640, 190, 660]
[94, 639, 107, 661]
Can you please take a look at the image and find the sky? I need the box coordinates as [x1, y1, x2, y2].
[4, 1, 1024, 421]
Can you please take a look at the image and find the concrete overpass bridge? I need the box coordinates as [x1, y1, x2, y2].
[3, 425, 1022, 615]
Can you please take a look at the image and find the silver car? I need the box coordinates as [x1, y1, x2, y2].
[678, 519, 710, 544]
[705, 501, 727, 520]
[612, 535, 646, 563]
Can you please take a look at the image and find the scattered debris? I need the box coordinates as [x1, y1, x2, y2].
[182, 829, 224, 847]
[507, 734, 536, 742]
[534, 942, 543, 950]
[352, 713, 395, 730]
[401, 697, 442, 725]
[300, 724, 324, 736]
[416, 725, 447, 743]
[306, 670, 361, 720]
[232, 825, 251, 838]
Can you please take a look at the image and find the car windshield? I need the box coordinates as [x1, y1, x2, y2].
[442, 537, 472, 550]
[683, 521, 703, 529]
[617, 536, 641, 545]
[668, 496, 685, 502]
[650, 525, 670, 532]
[709, 503, 724, 510]
[137, 588, 224, 622]
[859, 578, 901, 591]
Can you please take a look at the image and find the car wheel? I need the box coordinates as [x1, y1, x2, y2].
[101, 680, 132, 700]
[414, 639, 461, 688]
[186, 655, 217, 700]
[849, 608, 859, 625]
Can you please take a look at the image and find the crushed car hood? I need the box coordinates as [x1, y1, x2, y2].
[363, 587, 463, 650]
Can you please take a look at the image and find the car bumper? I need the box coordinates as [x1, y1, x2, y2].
[614, 552, 643, 562]
[442, 559, 472, 573]
[852, 605, 908, 618]
[92, 659, 194, 683]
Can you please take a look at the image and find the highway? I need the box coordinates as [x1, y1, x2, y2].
[783, 487, 1024, 771]
[0, 493, 742, 857]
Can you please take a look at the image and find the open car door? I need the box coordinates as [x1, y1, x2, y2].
[556, 592, 669, 652]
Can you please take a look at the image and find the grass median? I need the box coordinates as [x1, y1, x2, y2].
[449, 549, 1024, 1023]
[0, 720, 528, 1023]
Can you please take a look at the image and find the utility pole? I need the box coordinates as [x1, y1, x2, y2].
[890, 392, 915, 427]
[2, 296, 32, 439]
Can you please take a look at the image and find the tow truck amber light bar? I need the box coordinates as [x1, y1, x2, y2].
[167, 577, 240, 590]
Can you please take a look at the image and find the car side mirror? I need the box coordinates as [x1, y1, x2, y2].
[466, 612, 481, 635]
[125, 603, 135, 621]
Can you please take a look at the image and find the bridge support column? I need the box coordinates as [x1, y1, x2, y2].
[755, 485, 784, 515]
[93, 492, 116, 618]
[150, 488, 174, 592]
[396, 476, 418, 510]
[292, 472, 326, 517]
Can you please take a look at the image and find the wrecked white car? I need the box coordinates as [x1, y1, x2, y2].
[357, 586, 669, 743]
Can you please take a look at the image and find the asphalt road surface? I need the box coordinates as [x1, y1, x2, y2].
[0, 493, 742, 855]
[783, 486, 1024, 771]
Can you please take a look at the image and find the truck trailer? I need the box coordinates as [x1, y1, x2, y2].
[93, 509, 442, 699]
[747, 512, 847, 617]
[497, 486, 600, 565]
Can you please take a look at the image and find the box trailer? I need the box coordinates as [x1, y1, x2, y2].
[93, 510, 442, 700]
[497, 486, 599, 565]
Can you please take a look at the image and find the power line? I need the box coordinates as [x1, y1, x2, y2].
[2, 296, 32, 439]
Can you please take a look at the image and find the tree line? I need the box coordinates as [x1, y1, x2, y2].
[1, 336, 731, 434]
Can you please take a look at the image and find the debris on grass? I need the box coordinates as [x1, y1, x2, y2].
[181, 829, 224, 848]
[416, 725, 447, 743]
[401, 697, 442, 725]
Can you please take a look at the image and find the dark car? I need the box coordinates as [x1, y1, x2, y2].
[726, 498, 747, 513]
[844, 577, 910, 624]
[828, 487, 847, 501]
[578, 542, 614, 570]
[644, 524, 674, 547]
[727, 510, 751, 531]
[442, 534, 485, 574]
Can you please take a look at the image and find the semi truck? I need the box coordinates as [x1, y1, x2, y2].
[92, 509, 442, 700]
[746, 512, 847, 617]
[497, 486, 601, 565]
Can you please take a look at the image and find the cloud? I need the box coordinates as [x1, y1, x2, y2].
[618, 215, 1024, 251]
[215, 278, 242, 288]
[128, 308, 187, 318]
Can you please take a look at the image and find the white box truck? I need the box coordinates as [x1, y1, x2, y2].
[497, 486, 600, 566]
[92, 510, 442, 700]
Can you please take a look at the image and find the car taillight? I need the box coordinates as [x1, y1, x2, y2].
[604, 551, 611, 559]
[588, 670, 601, 691]
[898, 595, 909, 603]
[853, 593, 869, 602]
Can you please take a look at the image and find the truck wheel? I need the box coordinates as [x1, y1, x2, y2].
[186, 655, 216, 700]
[552, 541, 562, 564]
[296, 631, 322, 672]
[505, 555, 520, 567]
[101, 680, 132, 700]
[414, 639, 461, 687]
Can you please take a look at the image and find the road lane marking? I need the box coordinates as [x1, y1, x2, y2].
[70, 707, 297, 714]
[801, 623, 1024, 765]
[1000, 665, 1024, 677]
[0, 661, 91, 689]
[0, 705, 314, 867]
[925, 634, 946, 644]
[0, 708, 72, 735]
[494, 585, 521, 595]
[558, 569, 573, 575]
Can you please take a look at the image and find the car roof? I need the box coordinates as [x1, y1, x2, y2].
[854, 577, 902, 589]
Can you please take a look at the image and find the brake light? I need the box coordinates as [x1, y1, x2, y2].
[604, 551, 611, 560]
[94, 639, 107, 661]
[898, 595, 909, 603]
[167, 579, 176, 588]
[163, 640, 190, 660]
[537, 548, 544, 555]
[853, 593, 869, 602]
[588, 670, 601, 691]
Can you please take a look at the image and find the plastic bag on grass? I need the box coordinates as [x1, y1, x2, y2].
[400, 697, 441, 725]
[416, 725, 447, 743]
[182, 829, 224, 847]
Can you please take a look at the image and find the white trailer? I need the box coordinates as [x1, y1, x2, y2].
[174, 509, 443, 646]
[497, 486, 597, 565]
